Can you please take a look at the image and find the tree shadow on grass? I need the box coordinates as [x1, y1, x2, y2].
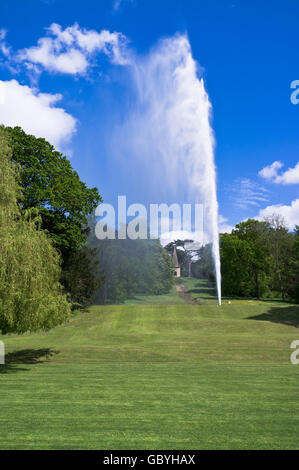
[187, 287, 216, 296]
[0, 348, 59, 375]
[195, 296, 217, 301]
[247, 305, 299, 328]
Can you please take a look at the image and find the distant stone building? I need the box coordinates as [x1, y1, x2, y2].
[172, 246, 181, 277]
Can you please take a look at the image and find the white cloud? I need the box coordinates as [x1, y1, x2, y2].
[258, 161, 283, 181]
[219, 224, 234, 233]
[218, 215, 234, 233]
[21, 37, 88, 75]
[113, 0, 134, 12]
[158, 215, 234, 245]
[0, 79, 76, 149]
[17, 22, 129, 75]
[230, 178, 270, 209]
[276, 162, 299, 184]
[256, 199, 299, 229]
[160, 230, 203, 247]
[259, 160, 299, 184]
[0, 29, 10, 57]
[113, 0, 122, 10]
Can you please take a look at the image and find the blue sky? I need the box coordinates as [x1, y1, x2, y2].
[0, 0, 299, 233]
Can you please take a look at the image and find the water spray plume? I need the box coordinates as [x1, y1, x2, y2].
[116, 34, 222, 304]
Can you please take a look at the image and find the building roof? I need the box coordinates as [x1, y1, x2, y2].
[172, 246, 180, 268]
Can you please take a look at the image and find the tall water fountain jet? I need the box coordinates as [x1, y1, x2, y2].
[115, 34, 222, 304]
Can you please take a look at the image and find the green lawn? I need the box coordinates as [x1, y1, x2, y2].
[180, 277, 218, 304]
[0, 279, 299, 449]
[124, 285, 186, 305]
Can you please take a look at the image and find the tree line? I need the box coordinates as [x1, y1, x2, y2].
[188, 219, 299, 302]
[0, 125, 103, 333]
[1, 123, 297, 336]
[87, 220, 174, 304]
[0, 125, 174, 333]
[169, 218, 299, 303]
[220, 217, 299, 302]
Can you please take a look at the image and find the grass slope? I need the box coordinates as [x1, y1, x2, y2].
[0, 279, 299, 449]
[124, 285, 186, 305]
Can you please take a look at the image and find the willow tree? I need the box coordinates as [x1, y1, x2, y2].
[0, 127, 71, 334]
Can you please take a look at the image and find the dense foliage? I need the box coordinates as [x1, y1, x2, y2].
[5, 126, 102, 260]
[294, 227, 299, 301]
[220, 218, 299, 301]
[61, 246, 102, 305]
[0, 127, 71, 333]
[4, 126, 103, 305]
[191, 243, 215, 280]
[88, 223, 174, 304]
[188, 218, 298, 302]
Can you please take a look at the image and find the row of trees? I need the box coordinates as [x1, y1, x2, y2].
[2, 122, 297, 335]
[5, 126, 102, 306]
[0, 125, 175, 332]
[220, 217, 299, 301]
[87, 220, 174, 304]
[164, 240, 216, 281]
[177, 218, 299, 302]
[0, 126, 102, 333]
[0, 127, 71, 333]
